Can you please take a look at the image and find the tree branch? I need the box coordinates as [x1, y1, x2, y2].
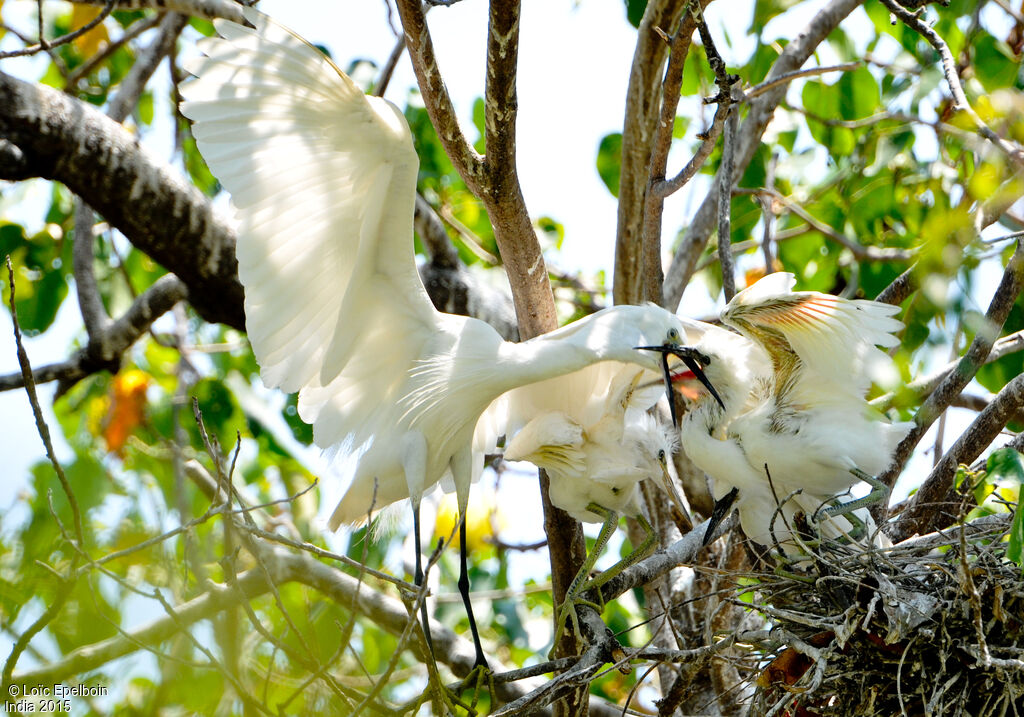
[879, 0, 1024, 168]
[0, 70, 244, 329]
[662, 0, 865, 310]
[894, 373, 1024, 539]
[880, 239, 1024, 490]
[614, 0, 693, 305]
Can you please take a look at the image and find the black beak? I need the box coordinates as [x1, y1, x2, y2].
[642, 344, 726, 413]
[703, 486, 739, 545]
[636, 344, 683, 427]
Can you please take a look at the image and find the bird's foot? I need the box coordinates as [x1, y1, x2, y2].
[445, 662, 493, 716]
[814, 467, 890, 523]
[548, 591, 604, 660]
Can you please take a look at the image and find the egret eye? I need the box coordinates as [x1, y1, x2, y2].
[658, 449, 666, 462]
[667, 328, 680, 342]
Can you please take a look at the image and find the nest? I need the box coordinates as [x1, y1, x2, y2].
[734, 514, 1024, 716]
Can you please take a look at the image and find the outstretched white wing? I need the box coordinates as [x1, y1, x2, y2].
[180, 9, 439, 450]
[722, 272, 902, 403]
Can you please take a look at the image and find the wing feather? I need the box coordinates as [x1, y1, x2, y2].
[180, 8, 439, 451]
[722, 273, 903, 403]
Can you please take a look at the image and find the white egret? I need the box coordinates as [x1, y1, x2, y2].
[179, 9, 696, 667]
[671, 273, 913, 549]
[501, 364, 680, 647]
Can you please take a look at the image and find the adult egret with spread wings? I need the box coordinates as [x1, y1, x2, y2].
[671, 273, 912, 549]
[180, 8, 701, 668]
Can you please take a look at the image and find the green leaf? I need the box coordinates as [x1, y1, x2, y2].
[986, 447, 1024, 485]
[625, 0, 647, 28]
[973, 35, 1020, 92]
[1009, 499, 1024, 569]
[596, 132, 622, 198]
[838, 67, 880, 120]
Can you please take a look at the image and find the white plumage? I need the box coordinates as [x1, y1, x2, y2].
[675, 273, 912, 547]
[504, 364, 677, 523]
[180, 9, 692, 665]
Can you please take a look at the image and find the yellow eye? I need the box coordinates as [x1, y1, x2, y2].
[668, 328, 680, 342]
[658, 449, 666, 462]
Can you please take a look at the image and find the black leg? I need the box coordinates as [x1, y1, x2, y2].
[413, 504, 434, 654]
[458, 518, 489, 669]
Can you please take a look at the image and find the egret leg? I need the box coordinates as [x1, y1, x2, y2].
[412, 502, 434, 655]
[551, 504, 657, 657]
[818, 467, 890, 520]
[458, 517, 489, 670]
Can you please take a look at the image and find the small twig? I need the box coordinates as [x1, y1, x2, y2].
[0, 0, 116, 59]
[65, 15, 163, 89]
[5, 258, 85, 547]
[879, 0, 1024, 167]
[734, 188, 914, 262]
[744, 62, 862, 100]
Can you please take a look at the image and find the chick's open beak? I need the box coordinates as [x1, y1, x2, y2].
[638, 344, 726, 415]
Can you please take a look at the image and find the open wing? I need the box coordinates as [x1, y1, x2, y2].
[180, 9, 439, 450]
[721, 273, 902, 405]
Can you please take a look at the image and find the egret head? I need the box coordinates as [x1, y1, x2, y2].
[636, 338, 725, 423]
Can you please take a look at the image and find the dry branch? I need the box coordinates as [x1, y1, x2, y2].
[662, 0, 865, 310]
[880, 239, 1024, 492]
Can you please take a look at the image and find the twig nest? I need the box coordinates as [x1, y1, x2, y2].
[733, 514, 1022, 716]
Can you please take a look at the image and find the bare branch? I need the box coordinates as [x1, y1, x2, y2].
[880, 239, 1024, 490]
[393, 0, 483, 185]
[5, 259, 86, 548]
[717, 90, 740, 302]
[744, 62, 861, 100]
[640, 4, 715, 304]
[895, 373, 1024, 539]
[662, 0, 864, 310]
[0, 274, 188, 393]
[0, 70, 244, 329]
[876, 265, 918, 305]
[0, 0, 116, 60]
[734, 188, 915, 262]
[615, 0, 694, 305]
[872, 329, 1024, 412]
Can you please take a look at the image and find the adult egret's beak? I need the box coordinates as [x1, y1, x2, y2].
[636, 344, 684, 426]
[643, 345, 726, 413]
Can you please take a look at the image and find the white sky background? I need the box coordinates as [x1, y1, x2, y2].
[0, 0, 1017, 594]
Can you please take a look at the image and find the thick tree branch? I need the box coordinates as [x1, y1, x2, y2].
[641, 4, 726, 305]
[393, 0, 483, 186]
[880, 239, 1024, 490]
[662, 0, 865, 310]
[615, 0, 692, 305]
[0, 70, 244, 329]
[894, 373, 1024, 539]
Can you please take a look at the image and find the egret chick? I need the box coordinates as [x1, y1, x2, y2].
[180, 8, 693, 668]
[673, 273, 912, 549]
[502, 365, 679, 647]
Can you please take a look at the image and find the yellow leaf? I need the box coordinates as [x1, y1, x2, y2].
[103, 369, 150, 454]
[71, 4, 109, 57]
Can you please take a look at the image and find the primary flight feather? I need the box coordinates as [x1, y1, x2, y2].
[180, 8, 695, 666]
